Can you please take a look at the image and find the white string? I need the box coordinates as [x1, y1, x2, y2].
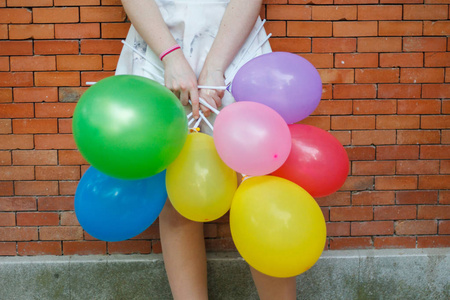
[192, 117, 202, 129]
[199, 111, 214, 131]
[86, 82, 96, 85]
[186, 112, 193, 119]
[121, 40, 165, 73]
[199, 98, 220, 115]
[198, 85, 228, 90]
[187, 117, 195, 126]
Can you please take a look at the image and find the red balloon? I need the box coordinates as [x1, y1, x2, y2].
[271, 124, 349, 198]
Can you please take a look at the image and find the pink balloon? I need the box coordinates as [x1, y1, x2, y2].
[232, 52, 322, 124]
[213, 102, 291, 176]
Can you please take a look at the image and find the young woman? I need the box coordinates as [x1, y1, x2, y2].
[116, 1, 297, 299]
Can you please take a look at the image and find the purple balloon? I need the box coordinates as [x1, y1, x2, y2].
[231, 52, 322, 124]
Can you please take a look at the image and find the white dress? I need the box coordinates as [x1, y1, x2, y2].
[115, 0, 272, 135]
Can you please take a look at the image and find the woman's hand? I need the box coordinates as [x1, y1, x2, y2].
[198, 68, 225, 117]
[163, 50, 200, 119]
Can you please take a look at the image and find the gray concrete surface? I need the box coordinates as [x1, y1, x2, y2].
[0, 248, 448, 300]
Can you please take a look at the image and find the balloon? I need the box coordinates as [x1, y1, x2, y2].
[230, 176, 326, 278]
[271, 124, 349, 198]
[75, 167, 167, 242]
[213, 101, 291, 176]
[231, 52, 322, 124]
[72, 75, 187, 179]
[166, 133, 237, 222]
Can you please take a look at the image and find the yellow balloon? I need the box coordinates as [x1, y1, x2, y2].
[166, 132, 237, 222]
[230, 176, 326, 278]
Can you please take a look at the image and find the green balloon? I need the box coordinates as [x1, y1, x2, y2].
[73, 75, 188, 179]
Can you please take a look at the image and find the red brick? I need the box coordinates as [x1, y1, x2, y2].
[376, 115, 420, 129]
[417, 236, 450, 248]
[375, 176, 418, 190]
[422, 115, 450, 129]
[380, 53, 423, 68]
[13, 119, 58, 134]
[80, 40, 123, 54]
[326, 222, 350, 237]
[358, 37, 402, 52]
[0, 151, 11, 165]
[401, 68, 444, 83]
[269, 37, 310, 52]
[398, 130, 441, 145]
[35, 134, 77, 150]
[55, 23, 100, 39]
[331, 115, 375, 130]
[398, 100, 441, 114]
[418, 205, 450, 220]
[420, 145, 450, 159]
[18, 241, 61, 256]
[33, 7, 79, 23]
[404, 5, 448, 20]
[12, 150, 57, 166]
[35, 166, 80, 181]
[103, 55, 120, 70]
[313, 38, 356, 53]
[7, 0, 53, 6]
[425, 52, 450, 67]
[422, 84, 450, 98]
[0, 213, 15, 226]
[312, 5, 356, 20]
[340, 176, 373, 192]
[60, 212, 79, 226]
[16, 212, 59, 226]
[59, 87, 88, 102]
[397, 191, 438, 205]
[330, 206, 373, 221]
[355, 68, 399, 83]
[378, 84, 421, 99]
[63, 241, 106, 255]
[419, 175, 450, 190]
[34, 72, 80, 87]
[346, 146, 376, 161]
[0, 57, 9, 72]
[352, 161, 395, 176]
[352, 191, 395, 206]
[0, 183, 13, 196]
[358, 5, 402, 20]
[9, 24, 54, 40]
[59, 181, 78, 195]
[0, 8, 31, 23]
[397, 160, 440, 175]
[443, 130, 450, 144]
[396, 220, 437, 235]
[101, 22, 131, 39]
[108, 240, 152, 254]
[81, 71, 115, 86]
[379, 21, 422, 36]
[312, 100, 352, 116]
[0, 119, 11, 134]
[38, 196, 74, 211]
[0, 227, 38, 241]
[40, 226, 83, 240]
[0, 72, 33, 87]
[54, 0, 100, 5]
[424, 21, 450, 36]
[299, 116, 331, 130]
[152, 240, 162, 253]
[80, 6, 126, 22]
[321, 207, 330, 222]
[0, 242, 17, 256]
[441, 160, 450, 174]
[351, 221, 394, 236]
[318, 69, 354, 84]
[334, 21, 377, 37]
[335, 53, 378, 68]
[353, 100, 397, 115]
[267, 4, 311, 20]
[404, 37, 447, 52]
[0, 103, 33, 118]
[287, 21, 331, 37]
[0, 166, 34, 180]
[330, 131, 351, 145]
[34, 40, 79, 55]
[0, 88, 12, 102]
[374, 206, 417, 220]
[14, 181, 59, 196]
[58, 119, 73, 134]
[58, 150, 88, 165]
[35, 103, 76, 118]
[0, 197, 36, 211]
[0, 41, 32, 56]
[13, 87, 58, 102]
[374, 236, 416, 249]
[329, 237, 372, 250]
[439, 220, 450, 234]
[0, 135, 33, 150]
[316, 192, 351, 207]
[334, 84, 376, 99]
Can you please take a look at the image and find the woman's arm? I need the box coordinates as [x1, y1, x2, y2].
[198, 0, 264, 115]
[121, 0, 200, 117]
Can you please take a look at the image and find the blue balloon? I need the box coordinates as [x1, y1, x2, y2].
[75, 167, 167, 242]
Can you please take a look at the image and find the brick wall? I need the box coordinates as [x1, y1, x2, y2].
[0, 0, 449, 256]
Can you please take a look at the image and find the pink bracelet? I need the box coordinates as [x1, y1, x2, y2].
[159, 45, 181, 61]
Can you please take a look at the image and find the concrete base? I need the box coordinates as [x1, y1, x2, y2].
[0, 248, 448, 300]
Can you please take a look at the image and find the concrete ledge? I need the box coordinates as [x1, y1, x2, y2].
[0, 248, 448, 299]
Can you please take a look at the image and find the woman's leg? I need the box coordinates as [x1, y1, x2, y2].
[250, 266, 297, 300]
[159, 200, 208, 300]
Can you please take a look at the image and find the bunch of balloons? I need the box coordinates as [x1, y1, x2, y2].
[212, 52, 349, 277]
[73, 75, 188, 241]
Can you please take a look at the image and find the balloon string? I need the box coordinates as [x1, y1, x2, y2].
[192, 117, 202, 130]
[198, 85, 229, 90]
[122, 40, 165, 73]
[199, 111, 214, 132]
[187, 117, 195, 126]
[199, 98, 220, 115]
